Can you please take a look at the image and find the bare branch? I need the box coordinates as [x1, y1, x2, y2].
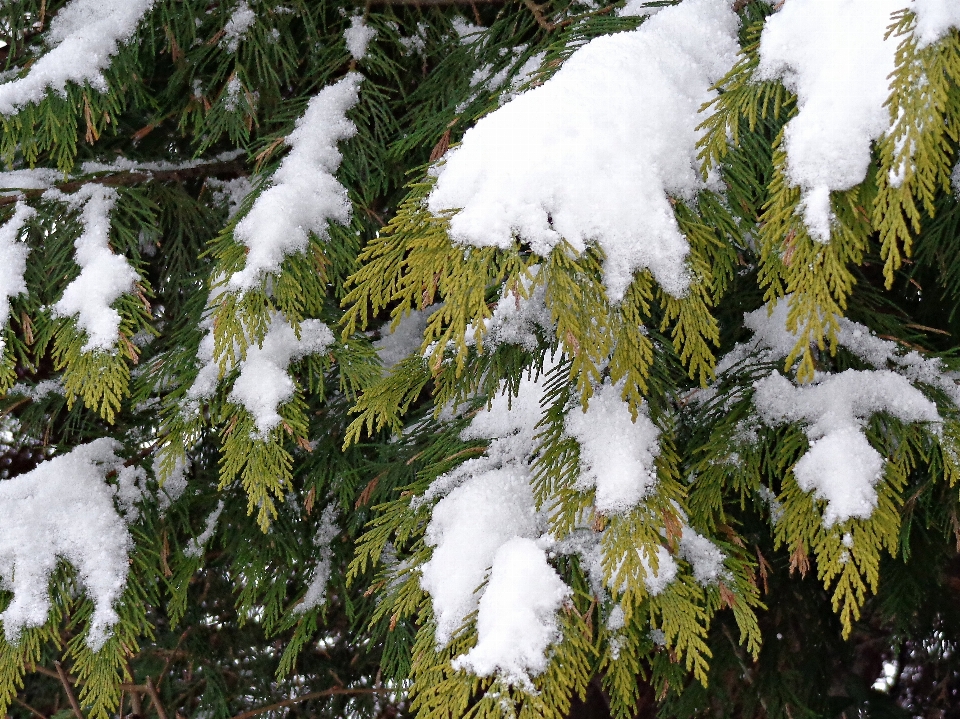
[55, 661, 84, 719]
[0, 159, 248, 209]
[145, 677, 168, 719]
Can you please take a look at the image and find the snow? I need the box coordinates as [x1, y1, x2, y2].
[223, 1, 256, 52]
[617, 0, 663, 17]
[451, 537, 570, 685]
[228, 74, 360, 291]
[428, 0, 740, 301]
[711, 301, 959, 526]
[0, 203, 34, 351]
[153, 454, 189, 511]
[565, 382, 660, 515]
[186, 325, 220, 403]
[49, 186, 139, 352]
[374, 306, 437, 370]
[0, 0, 155, 114]
[207, 176, 255, 219]
[79, 150, 246, 176]
[756, 0, 903, 241]
[0, 169, 62, 192]
[451, 17, 484, 45]
[228, 316, 334, 435]
[294, 504, 339, 613]
[186, 283, 233, 406]
[912, 0, 960, 47]
[344, 16, 377, 60]
[754, 370, 940, 525]
[0, 439, 132, 649]
[115, 465, 148, 522]
[719, 300, 960, 410]
[420, 465, 540, 646]
[678, 525, 725, 585]
[465, 269, 552, 352]
[399, 23, 427, 57]
[185, 500, 225, 558]
[9, 380, 64, 401]
[499, 52, 546, 104]
[420, 369, 549, 647]
[636, 545, 678, 596]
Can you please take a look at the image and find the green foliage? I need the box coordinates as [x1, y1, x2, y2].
[1, 1, 960, 719]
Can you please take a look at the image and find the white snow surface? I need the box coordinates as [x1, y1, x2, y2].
[754, 370, 940, 525]
[912, 0, 960, 47]
[421, 465, 540, 647]
[451, 537, 570, 685]
[420, 369, 549, 652]
[428, 0, 740, 301]
[295, 504, 340, 613]
[0, 203, 34, 351]
[0, 0, 155, 115]
[229, 74, 360, 290]
[344, 16, 377, 60]
[223, 1, 256, 52]
[0, 169, 62, 192]
[0, 439, 131, 649]
[50, 186, 139, 351]
[565, 382, 660, 515]
[756, 0, 903, 241]
[229, 316, 334, 435]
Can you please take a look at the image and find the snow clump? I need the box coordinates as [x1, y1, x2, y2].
[229, 74, 360, 291]
[451, 537, 571, 685]
[911, 0, 960, 48]
[223, 1, 256, 52]
[754, 370, 940, 526]
[565, 382, 660, 515]
[0, 439, 133, 649]
[0, 203, 34, 352]
[48, 185, 140, 351]
[228, 315, 334, 435]
[419, 368, 577, 684]
[428, 0, 740, 301]
[374, 306, 438, 370]
[713, 300, 959, 527]
[0, 0, 155, 114]
[185, 500, 225, 558]
[344, 16, 377, 60]
[756, 0, 918, 241]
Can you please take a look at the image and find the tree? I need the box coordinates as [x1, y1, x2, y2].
[0, 0, 959, 718]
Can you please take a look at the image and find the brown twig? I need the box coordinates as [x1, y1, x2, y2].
[55, 661, 84, 719]
[145, 677, 168, 719]
[523, 0, 554, 31]
[0, 159, 248, 209]
[229, 687, 394, 719]
[14, 697, 47, 719]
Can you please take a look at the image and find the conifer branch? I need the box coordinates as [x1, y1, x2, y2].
[0, 159, 248, 208]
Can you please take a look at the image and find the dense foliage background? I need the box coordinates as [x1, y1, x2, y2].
[1, 1, 960, 718]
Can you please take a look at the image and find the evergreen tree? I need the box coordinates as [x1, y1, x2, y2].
[0, 1, 960, 718]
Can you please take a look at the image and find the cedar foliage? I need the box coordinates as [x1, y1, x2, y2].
[0, 1, 959, 719]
